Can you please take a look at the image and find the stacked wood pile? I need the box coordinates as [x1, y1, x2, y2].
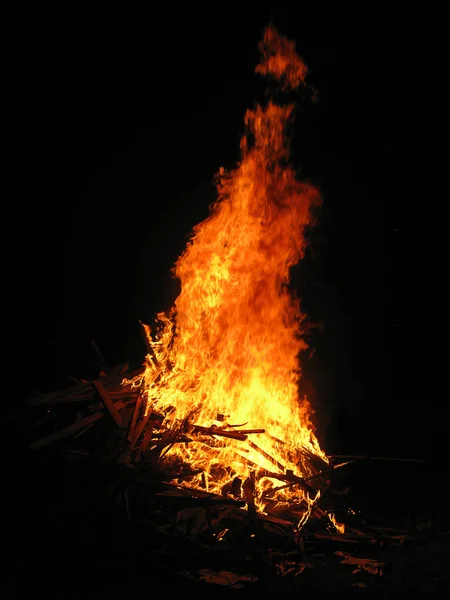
[6, 346, 448, 595]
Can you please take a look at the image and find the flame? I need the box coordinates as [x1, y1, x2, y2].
[328, 512, 346, 534]
[126, 26, 328, 515]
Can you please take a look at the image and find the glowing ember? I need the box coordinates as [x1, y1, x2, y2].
[126, 25, 331, 519]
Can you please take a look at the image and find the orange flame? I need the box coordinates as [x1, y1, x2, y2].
[255, 24, 309, 91]
[127, 25, 327, 513]
[328, 512, 346, 534]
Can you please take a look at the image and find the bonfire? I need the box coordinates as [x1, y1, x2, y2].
[16, 25, 447, 596]
[24, 24, 352, 543]
[119, 25, 338, 523]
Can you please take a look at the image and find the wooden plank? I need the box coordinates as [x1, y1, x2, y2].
[27, 392, 95, 406]
[137, 425, 154, 459]
[26, 383, 93, 406]
[127, 394, 143, 441]
[329, 454, 426, 463]
[92, 380, 126, 429]
[141, 425, 154, 452]
[129, 409, 152, 449]
[29, 401, 127, 449]
[30, 412, 104, 450]
[193, 424, 247, 441]
[119, 409, 153, 463]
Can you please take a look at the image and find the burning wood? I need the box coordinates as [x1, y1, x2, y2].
[24, 360, 346, 533]
[191, 424, 259, 441]
[92, 379, 126, 429]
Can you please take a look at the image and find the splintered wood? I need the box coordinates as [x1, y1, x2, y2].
[21, 359, 426, 574]
[27, 365, 310, 493]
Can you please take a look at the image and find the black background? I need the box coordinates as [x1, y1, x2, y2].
[13, 7, 431, 461]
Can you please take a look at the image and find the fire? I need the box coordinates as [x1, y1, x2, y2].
[126, 26, 329, 517]
[328, 512, 346, 534]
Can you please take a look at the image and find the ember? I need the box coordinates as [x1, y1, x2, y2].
[123, 25, 328, 519]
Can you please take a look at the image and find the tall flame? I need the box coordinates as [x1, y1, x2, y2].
[128, 26, 327, 512]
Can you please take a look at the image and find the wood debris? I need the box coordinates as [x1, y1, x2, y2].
[10, 348, 449, 593]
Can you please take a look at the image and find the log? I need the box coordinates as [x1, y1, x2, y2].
[92, 380, 126, 429]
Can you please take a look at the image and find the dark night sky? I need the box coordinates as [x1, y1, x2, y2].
[15, 8, 431, 459]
